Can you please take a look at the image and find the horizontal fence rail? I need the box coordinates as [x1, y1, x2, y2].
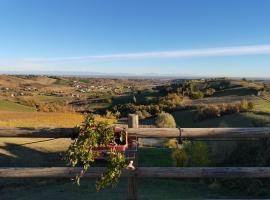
[2, 114, 270, 200]
[1, 127, 270, 139]
[1, 167, 270, 178]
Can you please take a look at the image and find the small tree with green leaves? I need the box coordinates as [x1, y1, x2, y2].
[155, 112, 176, 128]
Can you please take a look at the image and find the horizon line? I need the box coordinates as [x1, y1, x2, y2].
[0, 70, 270, 80]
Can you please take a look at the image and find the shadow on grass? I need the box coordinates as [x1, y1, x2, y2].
[1, 142, 270, 199]
[173, 110, 270, 128]
[213, 87, 258, 97]
[0, 142, 66, 167]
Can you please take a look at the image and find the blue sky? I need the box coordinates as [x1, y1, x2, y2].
[1, 0, 270, 77]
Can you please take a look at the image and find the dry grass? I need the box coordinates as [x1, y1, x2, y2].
[0, 111, 84, 128]
[0, 138, 71, 156]
[0, 111, 117, 128]
[0, 75, 57, 88]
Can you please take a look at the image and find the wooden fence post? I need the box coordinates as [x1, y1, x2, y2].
[128, 114, 139, 129]
[127, 114, 138, 200]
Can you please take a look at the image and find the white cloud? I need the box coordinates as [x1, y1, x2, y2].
[26, 44, 270, 63]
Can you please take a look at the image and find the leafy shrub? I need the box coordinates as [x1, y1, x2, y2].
[238, 99, 254, 111]
[16, 96, 74, 112]
[37, 102, 74, 112]
[141, 109, 151, 118]
[172, 147, 188, 166]
[135, 110, 144, 119]
[172, 141, 210, 167]
[165, 139, 178, 148]
[196, 105, 221, 120]
[105, 110, 117, 120]
[155, 112, 176, 128]
[248, 102, 254, 110]
[218, 139, 270, 195]
[66, 114, 127, 191]
[190, 91, 204, 99]
[159, 93, 184, 107]
[205, 88, 216, 96]
[196, 101, 254, 121]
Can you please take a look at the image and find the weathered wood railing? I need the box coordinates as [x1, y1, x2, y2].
[1, 127, 270, 138]
[1, 167, 270, 178]
[1, 114, 270, 200]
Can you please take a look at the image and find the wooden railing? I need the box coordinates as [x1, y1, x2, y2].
[1, 127, 270, 139]
[1, 114, 270, 200]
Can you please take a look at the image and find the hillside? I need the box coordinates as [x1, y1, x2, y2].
[1, 76, 270, 199]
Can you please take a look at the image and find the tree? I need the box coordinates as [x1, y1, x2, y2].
[155, 112, 176, 128]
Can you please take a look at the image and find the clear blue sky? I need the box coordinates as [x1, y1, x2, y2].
[1, 0, 270, 77]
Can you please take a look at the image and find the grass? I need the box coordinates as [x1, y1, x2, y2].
[0, 139, 171, 167]
[172, 96, 270, 128]
[0, 138, 71, 167]
[172, 109, 270, 128]
[213, 87, 257, 97]
[1, 140, 265, 199]
[231, 80, 264, 90]
[253, 97, 270, 113]
[54, 79, 71, 86]
[1, 178, 260, 200]
[0, 111, 84, 128]
[88, 102, 111, 109]
[35, 95, 72, 103]
[0, 99, 36, 112]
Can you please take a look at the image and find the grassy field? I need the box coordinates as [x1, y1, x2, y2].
[1, 178, 258, 200]
[0, 111, 84, 128]
[173, 110, 256, 128]
[88, 102, 111, 110]
[172, 96, 270, 128]
[172, 109, 270, 128]
[33, 95, 73, 103]
[253, 97, 270, 112]
[0, 139, 264, 199]
[213, 87, 258, 97]
[0, 99, 36, 112]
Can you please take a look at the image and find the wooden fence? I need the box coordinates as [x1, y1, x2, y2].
[1, 114, 270, 199]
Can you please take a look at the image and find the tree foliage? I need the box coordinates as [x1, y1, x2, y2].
[155, 112, 176, 128]
[172, 141, 210, 167]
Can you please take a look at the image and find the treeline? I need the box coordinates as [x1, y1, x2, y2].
[111, 93, 187, 119]
[109, 79, 232, 117]
[156, 78, 231, 99]
[196, 100, 254, 121]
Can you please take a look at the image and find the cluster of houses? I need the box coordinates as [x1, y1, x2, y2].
[72, 82, 132, 95]
[0, 87, 35, 97]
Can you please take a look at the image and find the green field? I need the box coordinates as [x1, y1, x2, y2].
[35, 95, 72, 103]
[0, 99, 36, 112]
[2, 178, 257, 200]
[173, 109, 270, 128]
[213, 87, 258, 97]
[1, 138, 264, 199]
[253, 98, 270, 113]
